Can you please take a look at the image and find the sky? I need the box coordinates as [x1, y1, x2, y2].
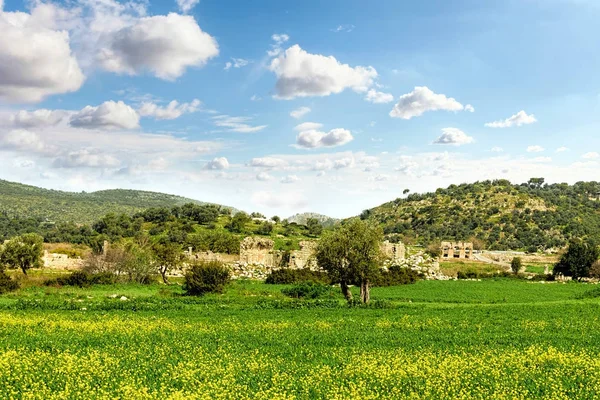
[0, 0, 599, 218]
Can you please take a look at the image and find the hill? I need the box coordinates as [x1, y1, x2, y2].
[362, 179, 600, 251]
[0, 179, 230, 225]
[286, 212, 339, 228]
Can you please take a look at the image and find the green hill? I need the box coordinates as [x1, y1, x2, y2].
[0, 179, 230, 225]
[362, 179, 600, 251]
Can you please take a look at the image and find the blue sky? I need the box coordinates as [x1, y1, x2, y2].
[0, 0, 599, 217]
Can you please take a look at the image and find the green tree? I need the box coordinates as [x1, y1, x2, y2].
[554, 238, 600, 279]
[271, 216, 281, 223]
[227, 212, 251, 233]
[315, 219, 383, 304]
[152, 241, 184, 284]
[0, 233, 44, 275]
[306, 218, 323, 237]
[510, 257, 522, 274]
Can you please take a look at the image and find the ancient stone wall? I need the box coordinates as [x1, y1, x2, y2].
[239, 237, 281, 266]
[43, 251, 84, 270]
[441, 241, 473, 259]
[288, 241, 318, 270]
[381, 241, 406, 263]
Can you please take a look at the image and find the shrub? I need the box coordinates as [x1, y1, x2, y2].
[373, 265, 420, 287]
[183, 261, 231, 296]
[0, 272, 19, 294]
[589, 261, 600, 279]
[425, 241, 442, 258]
[511, 257, 523, 274]
[44, 271, 118, 287]
[281, 282, 332, 299]
[265, 268, 330, 284]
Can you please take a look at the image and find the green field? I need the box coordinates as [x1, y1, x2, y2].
[1, 279, 600, 399]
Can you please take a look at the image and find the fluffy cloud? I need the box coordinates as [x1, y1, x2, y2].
[53, 149, 121, 168]
[280, 175, 299, 184]
[485, 111, 537, 128]
[70, 101, 140, 130]
[250, 157, 287, 169]
[269, 45, 377, 99]
[290, 106, 311, 119]
[98, 13, 218, 80]
[9, 109, 66, 128]
[176, 0, 200, 13]
[296, 128, 354, 149]
[464, 104, 475, 112]
[204, 157, 229, 170]
[527, 145, 544, 153]
[389, 87, 468, 119]
[0, 129, 47, 153]
[256, 172, 273, 181]
[267, 33, 289, 57]
[138, 99, 201, 120]
[582, 152, 599, 159]
[433, 128, 474, 146]
[212, 115, 267, 133]
[0, 4, 84, 102]
[224, 58, 250, 70]
[365, 89, 394, 104]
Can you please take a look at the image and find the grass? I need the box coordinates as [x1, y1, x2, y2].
[1, 276, 600, 398]
[439, 259, 503, 277]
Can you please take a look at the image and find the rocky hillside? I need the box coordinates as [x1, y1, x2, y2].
[362, 179, 600, 251]
[286, 212, 339, 228]
[0, 179, 230, 225]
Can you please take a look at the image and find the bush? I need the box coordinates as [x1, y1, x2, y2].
[373, 265, 420, 287]
[589, 261, 600, 279]
[511, 257, 523, 274]
[44, 271, 118, 287]
[281, 282, 332, 299]
[265, 268, 330, 285]
[0, 272, 19, 294]
[183, 261, 231, 296]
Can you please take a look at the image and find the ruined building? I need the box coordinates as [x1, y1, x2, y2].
[239, 237, 281, 266]
[381, 241, 406, 263]
[441, 241, 473, 259]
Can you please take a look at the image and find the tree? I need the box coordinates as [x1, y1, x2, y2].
[315, 219, 383, 304]
[403, 189, 410, 195]
[0, 233, 44, 275]
[271, 216, 281, 223]
[226, 212, 251, 233]
[553, 238, 600, 279]
[183, 261, 231, 296]
[306, 218, 323, 237]
[255, 221, 274, 235]
[510, 257, 522, 274]
[152, 241, 184, 284]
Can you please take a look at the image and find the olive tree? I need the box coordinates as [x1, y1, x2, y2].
[152, 241, 184, 284]
[315, 219, 383, 304]
[0, 233, 44, 275]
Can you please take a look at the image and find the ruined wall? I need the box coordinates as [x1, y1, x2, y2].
[381, 241, 406, 263]
[43, 251, 84, 270]
[186, 248, 239, 264]
[288, 241, 318, 270]
[239, 237, 281, 266]
[441, 241, 473, 259]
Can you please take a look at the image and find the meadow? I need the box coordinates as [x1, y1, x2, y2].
[1, 278, 600, 399]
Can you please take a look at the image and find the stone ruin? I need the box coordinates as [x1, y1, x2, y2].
[288, 241, 318, 269]
[239, 237, 281, 266]
[381, 241, 406, 263]
[441, 241, 473, 259]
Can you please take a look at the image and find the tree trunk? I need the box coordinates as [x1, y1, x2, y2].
[21, 266, 27, 275]
[360, 279, 370, 304]
[160, 266, 169, 284]
[340, 280, 352, 302]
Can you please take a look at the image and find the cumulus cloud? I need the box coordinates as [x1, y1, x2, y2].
[9, 109, 67, 128]
[176, 0, 200, 13]
[53, 149, 121, 168]
[527, 145, 544, 153]
[485, 110, 537, 128]
[269, 45, 377, 99]
[296, 128, 354, 149]
[365, 89, 394, 104]
[0, 129, 47, 153]
[0, 4, 84, 102]
[70, 101, 140, 130]
[224, 58, 250, 70]
[389, 87, 468, 119]
[464, 104, 475, 112]
[280, 175, 299, 184]
[250, 157, 287, 169]
[256, 172, 273, 181]
[204, 157, 229, 170]
[290, 106, 311, 119]
[212, 115, 267, 133]
[433, 128, 474, 146]
[138, 99, 201, 120]
[98, 13, 218, 80]
[582, 152, 599, 159]
[267, 33, 289, 57]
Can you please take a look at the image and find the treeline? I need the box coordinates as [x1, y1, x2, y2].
[366, 179, 600, 251]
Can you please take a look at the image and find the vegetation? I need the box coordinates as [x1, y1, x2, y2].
[364, 179, 600, 251]
[183, 261, 231, 296]
[511, 257, 523, 274]
[553, 238, 600, 279]
[265, 268, 330, 284]
[0, 233, 44, 275]
[281, 281, 333, 299]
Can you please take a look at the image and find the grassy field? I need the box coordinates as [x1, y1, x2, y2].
[1, 278, 600, 399]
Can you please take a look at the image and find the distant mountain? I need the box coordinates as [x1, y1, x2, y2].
[0, 179, 231, 225]
[286, 212, 339, 228]
[361, 179, 600, 251]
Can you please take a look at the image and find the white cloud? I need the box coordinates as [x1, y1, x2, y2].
[98, 13, 218, 80]
[251, 190, 307, 209]
[389, 86, 468, 119]
[433, 128, 474, 146]
[527, 145, 544, 153]
[280, 175, 299, 184]
[0, 129, 47, 153]
[250, 95, 261, 101]
[465, 104, 475, 112]
[334, 157, 354, 169]
[582, 152, 599, 159]
[224, 58, 250, 70]
[331, 24, 355, 33]
[53, 149, 121, 168]
[485, 110, 537, 128]
[0, 4, 84, 102]
[204, 157, 229, 170]
[269, 45, 377, 99]
[267, 33, 289, 57]
[176, 0, 200, 13]
[532, 156, 552, 163]
[556, 146, 569, 153]
[296, 128, 354, 149]
[294, 122, 323, 131]
[365, 89, 394, 104]
[491, 146, 504, 152]
[256, 172, 273, 181]
[138, 99, 201, 120]
[212, 115, 267, 133]
[70, 101, 140, 130]
[290, 106, 311, 119]
[250, 157, 287, 169]
[9, 109, 67, 128]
